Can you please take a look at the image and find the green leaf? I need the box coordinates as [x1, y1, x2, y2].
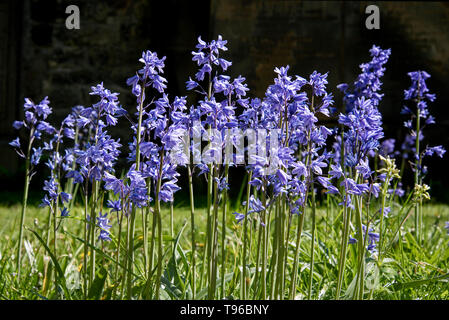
[164, 222, 188, 295]
[88, 266, 108, 300]
[63, 230, 140, 278]
[392, 273, 449, 290]
[26, 227, 71, 299]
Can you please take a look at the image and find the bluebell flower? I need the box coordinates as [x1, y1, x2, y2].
[12, 121, 23, 130]
[423, 145, 446, 158]
[59, 192, 72, 204]
[43, 178, 58, 201]
[232, 211, 245, 224]
[348, 236, 357, 244]
[9, 138, 20, 149]
[402, 70, 446, 179]
[97, 212, 112, 241]
[338, 45, 391, 112]
[380, 206, 391, 218]
[66, 170, 83, 184]
[60, 207, 70, 217]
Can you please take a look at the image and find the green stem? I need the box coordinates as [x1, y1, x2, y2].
[260, 180, 268, 300]
[209, 165, 220, 299]
[307, 179, 316, 300]
[155, 152, 164, 299]
[220, 164, 229, 299]
[378, 175, 391, 260]
[187, 165, 196, 299]
[414, 102, 421, 244]
[83, 181, 89, 298]
[289, 205, 305, 299]
[335, 191, 351, 299]
[16, 131, 33, 280]
[353, 185, 365, 300]
[113, 208, 124, 299]
[126, 83, 146, 299]
[242, 171, 252, 299]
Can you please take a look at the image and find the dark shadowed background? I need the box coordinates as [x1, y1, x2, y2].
[1, 0, 449, 204]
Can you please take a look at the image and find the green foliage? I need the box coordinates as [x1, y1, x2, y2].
[0, 203, 448, 300]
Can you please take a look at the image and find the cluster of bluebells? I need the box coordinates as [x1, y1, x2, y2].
[233, 65, 336, 220]
[337, 45, 391, 112]
[127, 50, 167, 102]
[334, 96, 384, 210]
[9, 35, 448, 248]
[401, 71, 446, 177]
[40, 112, 77, 213]
[103, 50, 184, 228]
[189, 35, 232, 84]
[10, 97, 55, 166]
[68, 83, 124, 184]
[185, 36, 249, 194]
[330, 46, 393, 215]
[97, 212, 112, 241]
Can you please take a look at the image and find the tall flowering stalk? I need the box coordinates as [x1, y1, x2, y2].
[186, 35, 239, 298]
[337, 96, 385, 299]
[335, 45, 390, 299]
[10, 97, 54, 280]
[39, 113, 75, 289]
[126, 49, 167, 299]
[402, 71, 445, 244]
[67, 83, 123, 294]
[41, 114, 75, 253]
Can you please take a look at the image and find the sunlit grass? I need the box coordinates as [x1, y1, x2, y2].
[0, 202, 448, 300]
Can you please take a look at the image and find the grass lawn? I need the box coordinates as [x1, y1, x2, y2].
[0, 202, 448, 300]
